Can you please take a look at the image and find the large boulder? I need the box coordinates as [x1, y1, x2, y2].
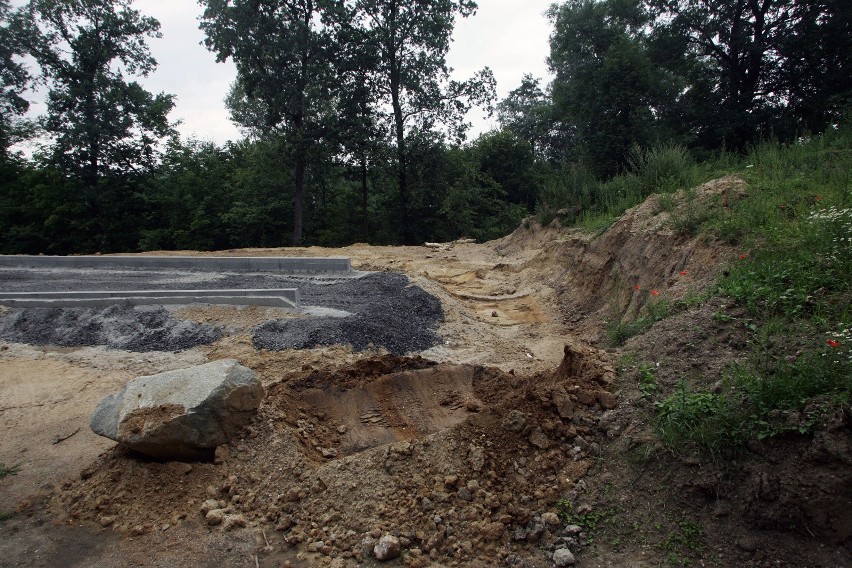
[91, 359, 263, 460]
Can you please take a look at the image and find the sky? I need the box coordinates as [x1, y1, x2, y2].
[22, 0, 556, 145]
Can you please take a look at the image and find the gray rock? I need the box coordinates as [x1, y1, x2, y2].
[553, 548, 576, 566]
[502, 410, 527, 433]
[91, 359, 263, 460]
[374, 534, 401, 561]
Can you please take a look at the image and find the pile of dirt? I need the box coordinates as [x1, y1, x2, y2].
[492, 175, 749, 340]
[55, 343, 617, 566]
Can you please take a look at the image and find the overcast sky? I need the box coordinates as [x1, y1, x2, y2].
[24, 0, 556, 145]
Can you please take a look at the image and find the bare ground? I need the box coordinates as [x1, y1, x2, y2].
[0, 176, 849, 567]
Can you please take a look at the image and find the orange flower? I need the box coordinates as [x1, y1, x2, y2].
[815, 196, 821, 202]
[651, 290, 659, 297]
[739, 254, 747, 260]
[827, 339, 840, 348]
[679, 270, 689, 276]
[633, 285, 640, 291]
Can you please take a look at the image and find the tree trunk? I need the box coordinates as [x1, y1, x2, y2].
[361, 156, 369, 241]
[293, 146, 305, 246]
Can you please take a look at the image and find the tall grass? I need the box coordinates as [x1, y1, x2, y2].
[599, 128, 852, 456]
[537, 141, 708, 230]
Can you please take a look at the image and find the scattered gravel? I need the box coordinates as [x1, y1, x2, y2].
[0, 303, 221, 352]
[0, 268, 443, 354]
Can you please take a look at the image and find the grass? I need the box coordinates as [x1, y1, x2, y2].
[606, 297, 672, 346]
[617, 127, 852, 456]
[0, 462, 21, 479]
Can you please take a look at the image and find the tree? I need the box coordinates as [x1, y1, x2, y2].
[351, 0, 495, 244]
[548, 0, 671, 177]
[497, 75, 553, 157]
[0, 0, 33, 156]
[648, 0, 851, 147]
[22, 0, 174, 187]
[200, 0, 338, 246]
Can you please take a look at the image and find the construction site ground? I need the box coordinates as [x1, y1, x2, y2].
[0, 177, 849, 567]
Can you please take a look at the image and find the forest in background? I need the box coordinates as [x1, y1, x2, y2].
[0, 0, 849, 254]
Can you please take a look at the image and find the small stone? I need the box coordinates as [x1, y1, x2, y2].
[468, 445, 485, 471]
[553, 391, 575, 420]
[597, 392, 617, 410]
[421, 497, 434, 511]
[130, 525, 146, 537]
[457, 487, 473, 501]
[223, 514, 247, 531]
[502, 410, 526, 433]
[465, 399, 482, 412]
[562, 524, 582, 536]
[542, 512, 560, 527]
[337, 425, 348, 435]
[321, 447, 338, 459]
[214, 445, 230, 465]
[737, 537, 758, 553]
[528, 428, 551, 450]
[491, 311, 498, 317]
[374, 535, 401, 561]
[206, 509, 225, 526]
[553, 548, 576, 566]
[200, 499, 220, 515]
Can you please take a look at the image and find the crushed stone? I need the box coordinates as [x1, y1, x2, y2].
[0, 269, 442, 355]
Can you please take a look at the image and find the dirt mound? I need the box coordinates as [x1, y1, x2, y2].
[492, 176, 748, 340]
[55, 343, 616, 565]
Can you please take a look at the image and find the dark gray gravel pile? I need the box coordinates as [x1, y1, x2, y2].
[0, 268, 443, 355]
[0, 303, 222, 352]
[252, 273, 443, 355]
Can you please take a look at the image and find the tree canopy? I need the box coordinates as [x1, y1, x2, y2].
[0, 0, 849, 254]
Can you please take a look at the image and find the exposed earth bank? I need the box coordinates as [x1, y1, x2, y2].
[0, 176, 849, 567]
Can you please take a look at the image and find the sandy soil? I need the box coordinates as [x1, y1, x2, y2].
[0, 176, 849, 568]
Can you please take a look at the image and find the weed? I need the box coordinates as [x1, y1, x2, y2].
[659, 519, 704, 567]
[606, 297, 672, 346]
[0, 511, 14, 522]
[637, 364, 659, 399]
[0, 462, 21, 479]
[556, 499, 612, 532]
[653, 382, 748, 457]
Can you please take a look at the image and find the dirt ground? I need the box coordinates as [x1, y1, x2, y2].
[0, 176, 849, 567]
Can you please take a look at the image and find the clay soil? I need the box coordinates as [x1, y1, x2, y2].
[0, 177, 849, 567]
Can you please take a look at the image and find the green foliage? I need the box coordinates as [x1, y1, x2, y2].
[653, 382, 748, 456]
[0, 461, 20, 478]
[556, 499, 612, 532]
[637, 364, 659, 399]
[23, 0, 174, 185]
[0, 0, 34, 153]
[607, 297, 671, 346]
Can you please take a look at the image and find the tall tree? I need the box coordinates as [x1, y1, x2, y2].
[351, 0, 495, 244]
[21, 0, 174, 188]
[200, 0, 336, 246]
[648, 0, 850, 146]
[0, 0, 33, 156]
[548, 0, 671, 177]
[497, 75, 553, 157]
